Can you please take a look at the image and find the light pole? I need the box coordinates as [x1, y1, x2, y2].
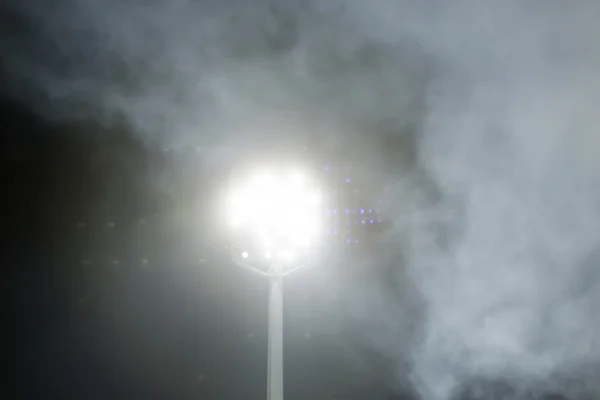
[225, 168, 323, 400]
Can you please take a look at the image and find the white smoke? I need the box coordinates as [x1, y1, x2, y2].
[3, 1, 600, 399]
[350, 1, 600, 399]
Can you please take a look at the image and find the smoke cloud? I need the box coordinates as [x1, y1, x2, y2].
[3, 0, 600, 399]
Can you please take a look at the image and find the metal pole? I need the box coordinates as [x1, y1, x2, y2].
[267, 265, 284, 400]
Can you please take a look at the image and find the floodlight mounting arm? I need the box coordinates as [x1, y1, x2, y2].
[229, 246, 310, 278]
[233, 258, 271, 277]
[279, 262, 307, 277]
[232, 258, 306, 278]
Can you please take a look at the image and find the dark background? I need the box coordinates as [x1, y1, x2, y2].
[3, 97, 410, 399]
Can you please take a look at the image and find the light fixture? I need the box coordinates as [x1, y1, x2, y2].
[226, 168, 323, 259]
[225, 166, 324, 400]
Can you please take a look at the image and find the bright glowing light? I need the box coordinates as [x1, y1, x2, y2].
[259, 234, 272, 249]
[242, 251, 249, 259]
[277, 249, 295, 262]
[306, 190, 320, 206]
[226, 167, 323, 258]
[290, 170, 304, 186]
[253, 172, 275, 188]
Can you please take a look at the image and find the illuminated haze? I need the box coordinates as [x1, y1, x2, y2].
[3, 1, 600, 399]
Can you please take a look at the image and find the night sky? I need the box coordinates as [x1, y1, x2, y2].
[5, 1, 600, 400]
[4, 96, 409, 399]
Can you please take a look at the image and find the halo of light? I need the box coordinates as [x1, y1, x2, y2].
[226, 168, 323, 259]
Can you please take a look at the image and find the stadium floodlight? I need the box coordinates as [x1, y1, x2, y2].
[225, 167, 324, 400]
